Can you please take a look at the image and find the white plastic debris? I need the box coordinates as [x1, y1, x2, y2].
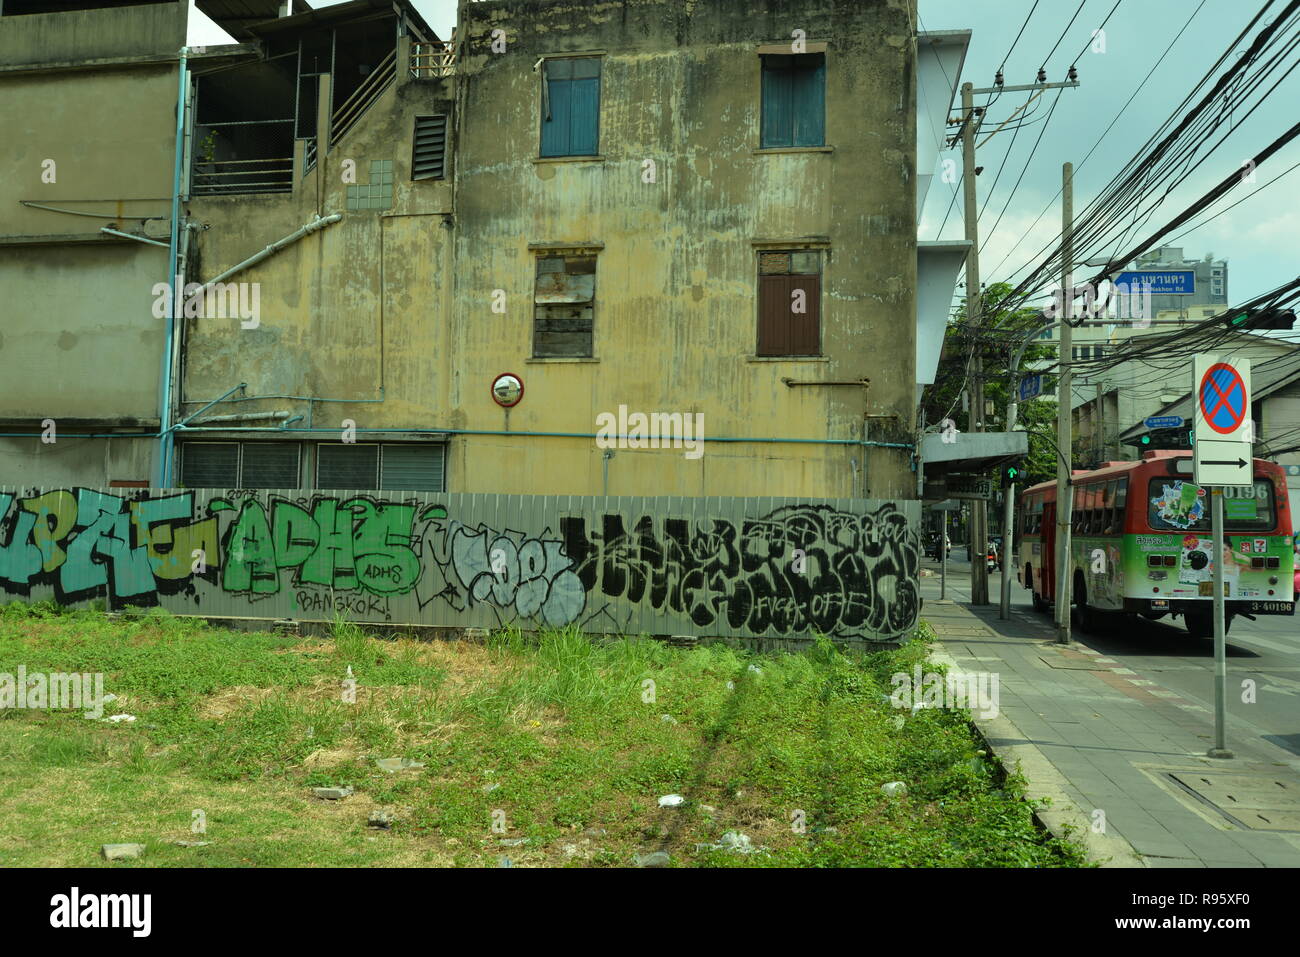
[695, 831, 767, 855]
[104, 714, 136, 723]
[657, 794, 686, 807]
[881, 781, 908, 798]
[720, 831, 755, 852]
[746, 664, 762, 675]
[660, 714, 679, 725]
[726, 681, 736, 691]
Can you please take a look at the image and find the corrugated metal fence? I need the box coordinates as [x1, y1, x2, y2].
[0, 487, 921, 642]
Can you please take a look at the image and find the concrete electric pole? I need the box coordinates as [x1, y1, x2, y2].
[959, 82, 989, 604]
[1055, 161, 1074, 645]
[956, 77, 1080, 605]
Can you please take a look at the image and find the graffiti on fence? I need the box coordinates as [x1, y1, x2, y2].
[412, 510, 588, 627]
[0, 489, 218, 604]
[560, 503, 919, 639]
[0, 489, 919, 639]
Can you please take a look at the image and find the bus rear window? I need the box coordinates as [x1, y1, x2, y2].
[1146, 478, 1276, 532]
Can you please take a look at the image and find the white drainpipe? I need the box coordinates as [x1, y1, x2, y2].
[187, 411, 291, 425]
[196, 213, 342, 293]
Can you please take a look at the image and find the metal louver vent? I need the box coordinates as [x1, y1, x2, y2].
[412, 114, 447, 181]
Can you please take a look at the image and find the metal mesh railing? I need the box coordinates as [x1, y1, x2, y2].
[192, 120, 295, 195]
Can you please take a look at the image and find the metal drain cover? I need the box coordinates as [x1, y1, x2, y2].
[1168, 771, 1300, 831]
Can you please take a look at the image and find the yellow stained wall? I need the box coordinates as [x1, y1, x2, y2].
[0, 60, 178, 483]
[180, 0, 918, 499]
[449, 0, 917, 498]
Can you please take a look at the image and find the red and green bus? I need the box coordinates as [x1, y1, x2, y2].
[1016, 450, 1294, 637]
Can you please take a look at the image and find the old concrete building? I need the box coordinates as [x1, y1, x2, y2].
[0, 0, 190, 487]
[3, 0, 946, 500]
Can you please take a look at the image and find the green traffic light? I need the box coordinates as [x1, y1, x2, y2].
[1141, 435, 1151, 445]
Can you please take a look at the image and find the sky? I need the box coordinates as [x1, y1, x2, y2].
[187, 0, 1300, 309]
[915, 0, 1300, 310]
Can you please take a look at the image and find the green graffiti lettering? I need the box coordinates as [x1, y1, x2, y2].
[222, 499, 278, 594]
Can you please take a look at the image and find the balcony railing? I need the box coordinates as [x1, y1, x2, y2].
[191, 157, 294, 196]
[331, 47, 397, 147]
[411, 40, 457, 78]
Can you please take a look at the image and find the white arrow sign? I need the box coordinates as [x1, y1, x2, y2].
[1192, 354, 1252, 487]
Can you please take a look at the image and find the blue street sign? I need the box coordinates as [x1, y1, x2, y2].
[1144, 415, 1184, 429]
[1018, 374, 1042, 401]
[1114, 270, 1195, 295]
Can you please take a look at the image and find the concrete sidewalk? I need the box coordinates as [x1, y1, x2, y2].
[918, 572, 1300, 868]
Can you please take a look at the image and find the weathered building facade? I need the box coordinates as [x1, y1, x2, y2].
[2, 0, 925, 499]
[0, 0, 953, 641]
[0, 0, 189, 486]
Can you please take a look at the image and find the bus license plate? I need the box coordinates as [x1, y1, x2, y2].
[1247, 601, 1294, 614]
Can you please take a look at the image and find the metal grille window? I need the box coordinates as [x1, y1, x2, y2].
[540, 57, 601, 157]
[180, 443, 239, 488]
[318, 444, 380, 489]
[317, 443, 445, 491]
[757, 249, 821, 356]
[533, 254, 596, 357]
[412, 114, 447, 180]
[241, 443, 301, 488]
[761, 54, 825, 148]
[180, 442, 301, 489]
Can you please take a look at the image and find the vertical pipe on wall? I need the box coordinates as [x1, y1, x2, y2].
[157, 45, 190, 489]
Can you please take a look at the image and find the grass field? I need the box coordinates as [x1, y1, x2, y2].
[0, 602, 1087, 867]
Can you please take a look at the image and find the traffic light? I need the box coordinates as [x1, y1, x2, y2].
[1226, 307, 1296, 331]
[1000, 461, 1024, 487]
[1129, 426, 1194, 450]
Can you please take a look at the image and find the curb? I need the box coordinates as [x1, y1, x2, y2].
[928, 644, 1146, 868]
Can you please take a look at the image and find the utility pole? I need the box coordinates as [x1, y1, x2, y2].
[1096, 382, 1104, 463]
[1055, 161, 1074, 645]
[959, 82, 989, 604]
[955, 77, 1080, 606]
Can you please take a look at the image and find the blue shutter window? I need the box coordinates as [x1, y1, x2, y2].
[761, 53, 825, 148]
[541, 57, 601, 157]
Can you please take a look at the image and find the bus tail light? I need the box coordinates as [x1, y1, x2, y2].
[1163, 555, 1176, 566]
[1251, 557, 1266, 569]
[1147, 555, 1162, 567]
[1266, 557, 1280, 569]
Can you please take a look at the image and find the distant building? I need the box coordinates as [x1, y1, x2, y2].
[1128, 245, 1227, 316]
[1025, 246, 1230, 405]
[1074, 329, 1299, 468]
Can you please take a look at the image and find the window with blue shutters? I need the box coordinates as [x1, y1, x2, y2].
[540, 57, 601, 157]
[760, 53, 825, 148]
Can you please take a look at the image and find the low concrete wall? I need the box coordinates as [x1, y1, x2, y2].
[0, 487, 921, 642]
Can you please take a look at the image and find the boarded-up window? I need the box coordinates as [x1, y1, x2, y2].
[533, 254, 595, 357]
[540, 57, 601, 157]
[412, 114, 447, 181]
[757, 249, 821, 356]
[761, 54, 825, 148]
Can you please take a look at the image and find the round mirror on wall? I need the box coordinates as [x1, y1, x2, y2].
[491, 373, 524, 408]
